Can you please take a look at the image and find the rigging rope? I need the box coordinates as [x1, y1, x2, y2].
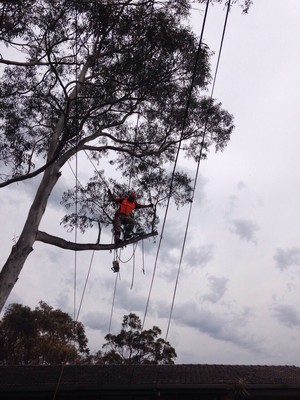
[53, 3, 79, 399]
[128, 112, 140, 190]
[118, 242, 138, 263]
[107, 0, 156, 333]
[142, 0, 210, 330]
[73, 0, 79, 337]
[84, 149, 111, 192]
[108, 265, 120, 333]
[76, 250, 96, 322]
[130, 245, 135, 290]
[141, 239, 145, 274]
[70, 0, 86, 328]
[74, 135, 78, 323]
[165, 0, 232, 341]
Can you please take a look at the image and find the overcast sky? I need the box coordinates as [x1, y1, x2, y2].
[1, 0, 300, 366]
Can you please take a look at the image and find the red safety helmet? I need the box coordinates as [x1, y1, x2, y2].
[129, 192, 136, 199]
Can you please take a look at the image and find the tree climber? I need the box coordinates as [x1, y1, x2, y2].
[108, 190, 153, 244]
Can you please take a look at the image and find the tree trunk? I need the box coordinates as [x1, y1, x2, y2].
[0, 165, 61, 312]
[0, 56, 93, 313]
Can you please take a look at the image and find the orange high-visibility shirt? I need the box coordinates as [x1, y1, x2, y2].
[118, 199, 136, 216]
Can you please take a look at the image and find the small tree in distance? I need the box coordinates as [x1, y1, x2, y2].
[95, 313, 177, 365]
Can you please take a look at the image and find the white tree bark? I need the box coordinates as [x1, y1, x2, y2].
[0, 165, 61, 311]
[0, 58, 92, 312]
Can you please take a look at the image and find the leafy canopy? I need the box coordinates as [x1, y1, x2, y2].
[0, 301, 89, 365]
[0, 304, 177, 366]
[95, 313, 177, 365]
[0, 0, 234, 239]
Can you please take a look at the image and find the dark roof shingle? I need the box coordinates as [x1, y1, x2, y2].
[1, 364, 300, 389]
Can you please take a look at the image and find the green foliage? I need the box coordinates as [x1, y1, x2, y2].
[0, 301, 89, 365]
[96, 313, 177, 365]
[0, 305, 177, 366]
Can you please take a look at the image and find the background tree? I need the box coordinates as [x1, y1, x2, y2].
[0, 0, 253, 311]
[94, 313, 176, 365]
[0, 301, 89, 365]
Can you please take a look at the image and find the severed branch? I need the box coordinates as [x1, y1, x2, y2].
[36, 230, 158, 251]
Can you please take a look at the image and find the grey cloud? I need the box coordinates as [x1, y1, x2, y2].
[2, 293, 23, 313]
[274, 247, 300, 270]
[155, 301, 262, 353]
[113, 283, 149, 315]
[229, 195, 238, 208]
[237, 181, 247, 190]
[160, 265, 181, 281]
[49, 178, 71, 209]
[272, 304, 300, 328]
[192, 173, 207, 204]
[155, 222, 186, 268]
[224, 195, 238, 219]
[229, 219, 259, 244]
[19, 173, 65, 210]
[55, 291, 72, 314]
[201, 276, 228, 303]
[157, 244, 214, 282]
[82, 311, 111, 332]
[162, 223, 184, 249]
[184, 244, 214, 268]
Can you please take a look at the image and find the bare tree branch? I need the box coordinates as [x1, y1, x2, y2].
[36, 230, 158, 250]
[0, 58, 77, 66]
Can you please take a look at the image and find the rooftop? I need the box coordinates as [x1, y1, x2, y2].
[1, 364, 300, 387]
[1, 364, 300, 400]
